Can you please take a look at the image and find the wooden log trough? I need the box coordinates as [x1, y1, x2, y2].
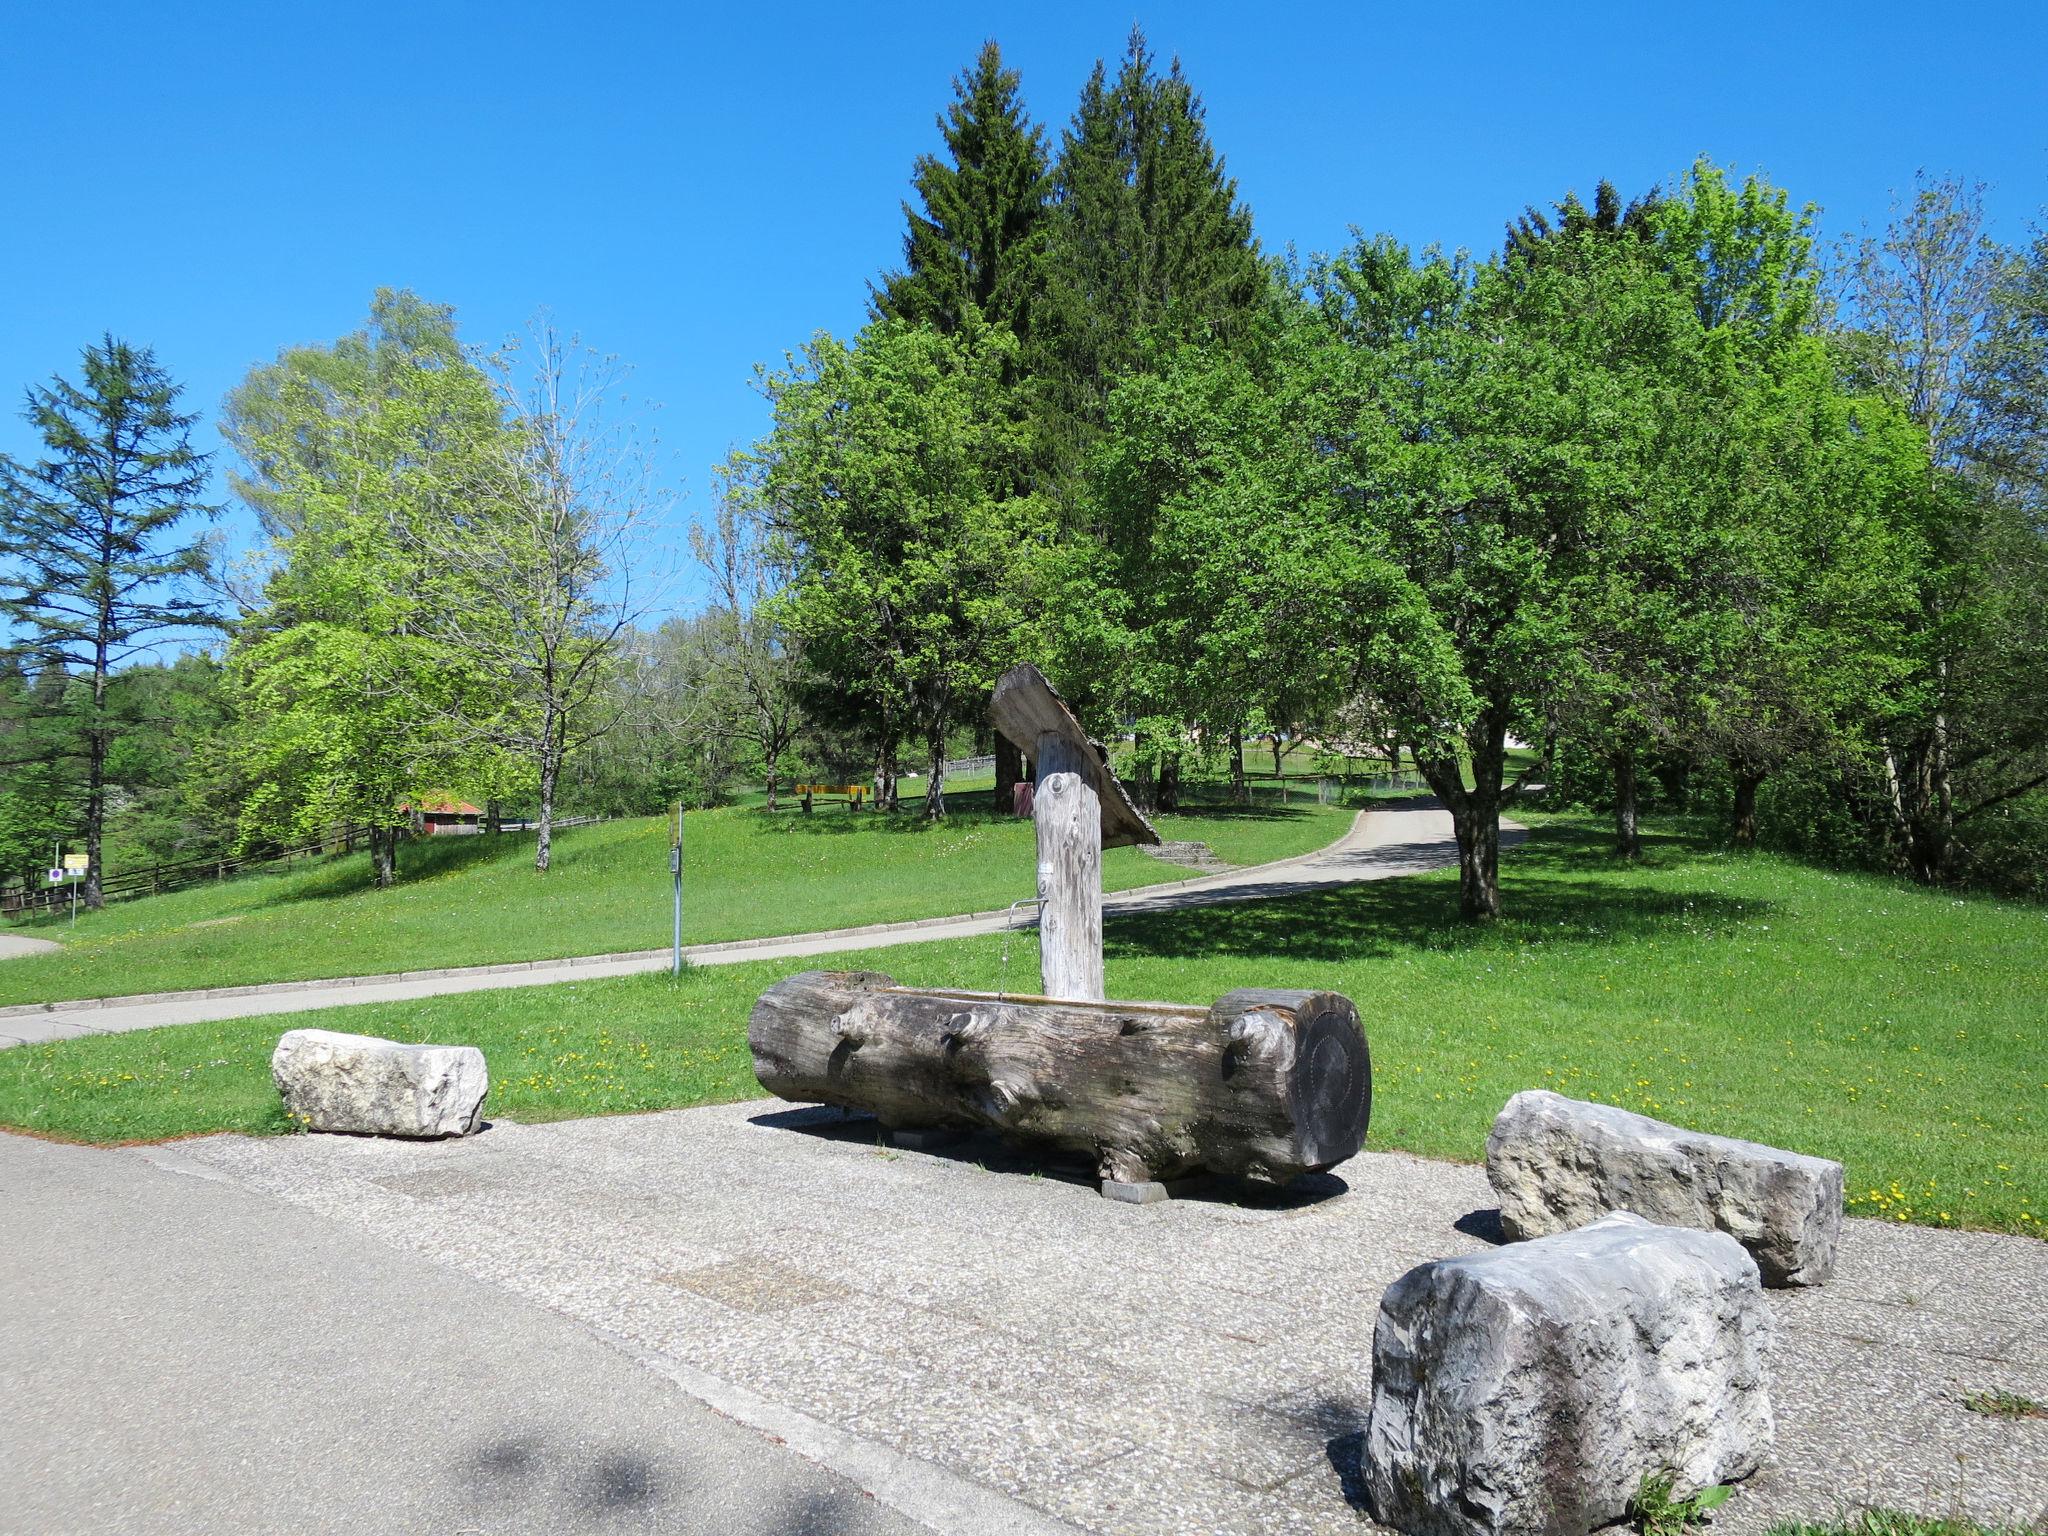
[749, 970, 1372, 1188]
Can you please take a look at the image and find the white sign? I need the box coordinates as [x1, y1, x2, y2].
[46, 867, 66, 884]
[62, 853, 87, 873]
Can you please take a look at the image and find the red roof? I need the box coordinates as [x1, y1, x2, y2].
[400, 797, 482, 816]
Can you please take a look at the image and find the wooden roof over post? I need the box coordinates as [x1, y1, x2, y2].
[991, 664, 1160, 850]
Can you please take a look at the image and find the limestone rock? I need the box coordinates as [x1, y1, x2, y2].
[1485, 1089, 1843, 1285]
[1366, 1213, 1773, 1536]
[272, 1029, 488, 1138]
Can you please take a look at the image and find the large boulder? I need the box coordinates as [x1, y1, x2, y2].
[1485, 1089, 1843, 1286]
[272, 1029, 488, 1139]
[1366, 1213, 1773, 1536]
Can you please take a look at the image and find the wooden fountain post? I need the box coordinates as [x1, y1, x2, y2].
[991, 665, 1159, 1002]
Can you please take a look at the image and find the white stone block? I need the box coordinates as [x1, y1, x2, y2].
[272, 1029, 487, 1139]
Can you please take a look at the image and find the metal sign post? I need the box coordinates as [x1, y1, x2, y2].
[670, 802, 683, 976]
[47, 851, 86, 923]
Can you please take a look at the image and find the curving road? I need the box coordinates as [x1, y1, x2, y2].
[0, 933, 62, 962]
[0, 803, 1522, 1049]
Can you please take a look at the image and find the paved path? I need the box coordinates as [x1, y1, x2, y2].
[130, 1103, 2047, 1536]
[0, 1129, 929, 1535]
[0, 932, 60, 961]
[0, 804, 1517, 1049]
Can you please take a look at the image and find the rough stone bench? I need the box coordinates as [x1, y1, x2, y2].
[1366, 1213, 1773, 1536]
[272, 1028, 489, 1139]
[1485, 1089, 1844, 1285]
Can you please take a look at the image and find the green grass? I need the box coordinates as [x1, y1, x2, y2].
[1959, 1388, 2045, 1420]
[0, 790, 1347, 1006]
[1768, 1513, 2035, 1536]
[4, 813, 2040, 1236]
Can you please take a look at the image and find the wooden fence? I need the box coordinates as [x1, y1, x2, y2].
[0, 815, 608, 917]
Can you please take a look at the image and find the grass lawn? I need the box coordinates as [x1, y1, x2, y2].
[4, 812, 2039, 1236]
[0, 789, 1348, 1007]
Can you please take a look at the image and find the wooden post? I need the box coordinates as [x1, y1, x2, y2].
[991, 665, 1160, 1007]
[1034, 732, 1104, 1002]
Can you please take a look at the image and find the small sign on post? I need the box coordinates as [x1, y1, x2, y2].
[47, 851, 86, 923]
[670, 802, 684, 976]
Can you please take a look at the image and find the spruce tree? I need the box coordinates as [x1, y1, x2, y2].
[0, 337, 216, 907]
[875, 40, 1052, 346]
[1036, 29, 1264, 491]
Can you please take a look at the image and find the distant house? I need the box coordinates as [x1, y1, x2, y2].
[400, 796, 484, 836]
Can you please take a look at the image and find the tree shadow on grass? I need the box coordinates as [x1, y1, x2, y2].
[1105, 849, 1768, 967]
[235, 826, 596, 912]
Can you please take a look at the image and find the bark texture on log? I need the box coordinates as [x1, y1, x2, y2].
[1035, 732, 1104, 1001]
[749, 971, 1373, 1185]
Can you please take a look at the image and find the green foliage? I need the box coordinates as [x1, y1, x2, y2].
[744, 318, 1037, 815]
[1768, 1512, 2033, 1536]
[1629, 1475, 1732, 1536]
[874, 39, 1052, 350]
[1034, 28, 1266, 492]
[0, 336, 217, 904]
[1958, 1388, 2044, 1419]
[223, 291, 516, 878]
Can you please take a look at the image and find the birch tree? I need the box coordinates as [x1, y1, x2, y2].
[412, 322, 667, 871]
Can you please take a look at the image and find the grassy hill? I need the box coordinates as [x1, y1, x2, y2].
[4, 812, 2039, 1235]
[0, 796, 1349, 1006]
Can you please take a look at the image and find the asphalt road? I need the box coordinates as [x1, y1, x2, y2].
[0, 1131, 929, 1535]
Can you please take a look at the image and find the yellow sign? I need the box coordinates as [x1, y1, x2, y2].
[62, 854, 87, 873]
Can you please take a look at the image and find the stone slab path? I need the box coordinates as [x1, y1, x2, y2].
[144, 1102, 2046, 1536]
[0, 804, 1514, 1049]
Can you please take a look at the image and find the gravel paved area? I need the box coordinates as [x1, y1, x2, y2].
[145, 1101, 2047, 1536]
[0, 804, 1517, 1049]
[0, 932, 60, 961]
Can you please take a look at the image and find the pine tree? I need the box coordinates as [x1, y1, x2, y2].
[875, 40, 1052, 345]
[0, 337, 216, 907]
[1035, 29, 1265, 491]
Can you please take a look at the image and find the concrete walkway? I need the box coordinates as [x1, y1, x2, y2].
[0, 1129, 929, 1535]
[0, 932, 60, 961]
[132, 1103, 2048, 1536]
[0, 804, 1518, 1050]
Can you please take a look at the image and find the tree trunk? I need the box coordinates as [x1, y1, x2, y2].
[874, 733, 897, 813]
[370, 826, 396, 889]
[748, 970, 1372, 1186]
[536, 700, 561, 873]
[485, 800, 502, 836]
[764, 751, 780, 813]
[1731, 769, 1764, 849]
[1157, 752, 1181, 813]
[1613, 751, 1641, 860]
[1034, 733, 1104, 1001]
[1229, 725, 1248, 805]
[83, 634, 108, 911]
[994, 732, 1023, 813]
[924, 732, 947, 821]
[1417, 710, 1507, 922]
[1652, 755, 1691, 809]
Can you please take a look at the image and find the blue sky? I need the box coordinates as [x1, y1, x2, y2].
[3, 1, 2043, 625]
